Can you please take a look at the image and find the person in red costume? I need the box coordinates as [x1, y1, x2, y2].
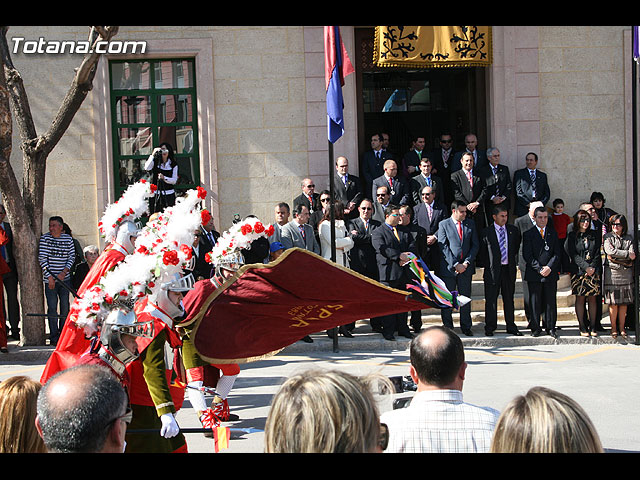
[74, 305, 154, 389]
[178, 216, 273, 436]
[125, 273, 193, 454]
[40, 180, 154, 384]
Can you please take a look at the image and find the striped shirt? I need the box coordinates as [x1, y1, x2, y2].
[38, 232, 75, 282]
[380, 389, 500, 453]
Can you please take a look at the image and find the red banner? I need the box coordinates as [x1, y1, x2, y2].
[191, 248, 437, 363]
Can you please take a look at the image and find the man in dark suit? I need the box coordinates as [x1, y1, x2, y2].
[348, 198, 383, 334]
[522, 206, 562, 338]
[348, 198, 381, 281]
[371, 159, 410, 206]
[401, 135, 427, 180]
[451, 152, 485, 231]
[293, 177, 321, 215]
[372, 185, 391, 224]
[0, 205, 19, 340]
[399, 204, 427, 333]
[479, 205, 522, 336]
[199, 214, 220, 258]
[477, 147, 512, 227]
[451, 133, 488, 172]
[371, 204, 416, 341]
[334, 156, 363, 221]
[410, 157, 444, 206]
[280, 204, 321, 255]
[188, 231, 213, 281]
[514, 201, 545, 328]
[413, 185, 447, 271]
[437, 200, 480, 336]
[430, 133, 456, 208]
[362, 133, 394, 191]
[513, 152, 551, 217]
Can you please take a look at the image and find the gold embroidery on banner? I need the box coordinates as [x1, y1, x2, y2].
[374, 26, 492, 69]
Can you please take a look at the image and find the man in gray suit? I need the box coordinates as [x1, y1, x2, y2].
[270, 202, 290, 244]
[437, 200, 480, 336]
[280, 204, 320, 255]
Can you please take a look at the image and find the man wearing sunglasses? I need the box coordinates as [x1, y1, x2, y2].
[36, 364, 130, 453]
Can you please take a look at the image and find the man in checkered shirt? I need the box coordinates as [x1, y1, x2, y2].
[380, 326, 500, 453]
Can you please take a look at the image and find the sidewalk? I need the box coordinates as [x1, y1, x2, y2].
[3, 271, 638, 362]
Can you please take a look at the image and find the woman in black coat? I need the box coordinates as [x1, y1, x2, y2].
[565, 210, 602, 337]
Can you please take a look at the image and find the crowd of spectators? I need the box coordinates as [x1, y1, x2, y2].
[267, 131, 634, 341]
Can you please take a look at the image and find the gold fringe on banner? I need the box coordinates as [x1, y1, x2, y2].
[374, 26, 492, 68]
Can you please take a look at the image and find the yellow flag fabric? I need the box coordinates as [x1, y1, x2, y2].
[213, 426, 230, 452]
[374, 26, 492, 68]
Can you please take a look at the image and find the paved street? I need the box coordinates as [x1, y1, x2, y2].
[2, 336, 640, 453]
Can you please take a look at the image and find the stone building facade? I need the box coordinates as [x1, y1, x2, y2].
[4, 25, 636, 250]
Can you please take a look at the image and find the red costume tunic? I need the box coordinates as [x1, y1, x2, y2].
[40, 244, 127, 383]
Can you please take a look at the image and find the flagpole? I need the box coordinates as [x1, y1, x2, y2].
[632, 26, 639, 344]
[329, 139, 339, 352]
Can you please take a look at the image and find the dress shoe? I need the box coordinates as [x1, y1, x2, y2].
[339, 326, 353, 338]
[383, 334, 396, 341]
[461, 329, 474, 336]
[10, 332, 20, 341]
[398, 331, 414, 339]
[301, 335, 313, 343]
[549, 330, 558, 339]
[0, 347, 8, 354]
[485, 330, 494, 337]
[532, 330, 542, 337]
[508, 330, 523, 336]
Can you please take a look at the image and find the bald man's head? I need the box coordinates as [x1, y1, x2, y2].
[36, 365, 128, 453]
[409, 326, 466, 388]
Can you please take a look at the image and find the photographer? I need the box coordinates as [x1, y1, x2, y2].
[144, 143, 178, 213]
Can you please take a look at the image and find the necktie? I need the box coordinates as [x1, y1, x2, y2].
[443, 150, 449, 165]
[466, 170, 473, 187]
[388, 177, 393, 190]
[393, 227, 400, 241]
[343, 175, 348, 187]
[540, 228, 544, 238]
[299, 224, 306, 241]
[498, 226, 507, 264]
[427, 203, 433, 221]
[426, 176, 431, 187]
[457, 221, 464, 260]
[530, 170, 537, 197]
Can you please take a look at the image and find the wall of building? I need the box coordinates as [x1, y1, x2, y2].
[537, 26, 628, 217]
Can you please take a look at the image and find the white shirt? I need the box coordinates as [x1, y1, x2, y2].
[380, 389, 500, 453]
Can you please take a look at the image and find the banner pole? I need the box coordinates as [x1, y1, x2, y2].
[329, 139, 339, 352]
[632, 28, 639, 344]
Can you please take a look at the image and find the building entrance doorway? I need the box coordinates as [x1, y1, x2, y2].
[354, 27, 488, 168]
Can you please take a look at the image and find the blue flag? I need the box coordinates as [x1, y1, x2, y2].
[324, 26, 354, 144]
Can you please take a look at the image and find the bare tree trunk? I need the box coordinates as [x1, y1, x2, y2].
[0, 26, 119, 345]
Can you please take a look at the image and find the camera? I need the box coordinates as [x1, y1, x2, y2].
[388, 376, 416, 410]
[153, 149, 163, 162]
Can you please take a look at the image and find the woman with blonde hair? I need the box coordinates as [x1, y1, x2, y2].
[490, 386, 603, 453]
[264, 369, 391, 453]
[0, 376, 47, 453]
